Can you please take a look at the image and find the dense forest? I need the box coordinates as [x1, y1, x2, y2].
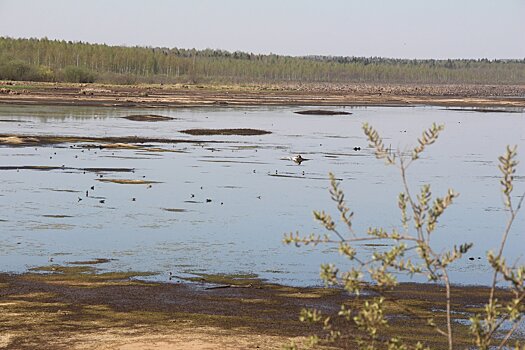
[1, 37, 524, 85]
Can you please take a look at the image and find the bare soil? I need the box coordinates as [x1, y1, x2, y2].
[0, 81, 524, 108]
[0, 266, 520, 349]
[122, 115, 175, 122]
[0, 133, 214, 147]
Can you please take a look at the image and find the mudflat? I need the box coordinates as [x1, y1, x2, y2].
[0, 81, 524, 108]
[0, 266, 515, 349]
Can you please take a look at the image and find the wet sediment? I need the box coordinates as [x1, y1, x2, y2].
[0, 266, 518, 349]
[0, 82, 524, 108]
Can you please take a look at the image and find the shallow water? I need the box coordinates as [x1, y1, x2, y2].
[0, 105, 523, 286]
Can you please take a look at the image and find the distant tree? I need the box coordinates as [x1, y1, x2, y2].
[0, 59, 40, 81]
[61, 65, 96, 83]
[1, 36, 524, 85]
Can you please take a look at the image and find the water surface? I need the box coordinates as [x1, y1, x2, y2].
[0, 105, 523, 286]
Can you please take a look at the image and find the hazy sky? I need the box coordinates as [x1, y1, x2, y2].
[0, 0, 524, 59]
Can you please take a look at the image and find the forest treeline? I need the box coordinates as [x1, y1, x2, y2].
[1, 37, 524, 85]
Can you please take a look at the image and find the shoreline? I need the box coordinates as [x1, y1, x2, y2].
[1, 81, 523, 348]
[1, 81, 524, 109]
[0, 265, 516, 349]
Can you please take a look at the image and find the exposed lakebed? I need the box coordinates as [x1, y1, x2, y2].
[0, 105, 523, 286]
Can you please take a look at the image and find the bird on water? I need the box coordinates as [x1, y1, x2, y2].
[291, 154, 305, 164]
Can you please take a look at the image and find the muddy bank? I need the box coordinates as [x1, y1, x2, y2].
[180, 128, 271, 136]
[0, 133, 219, 147]
[441, 107, 524, 113]
[0, 165, 134, 173]
[294, 109, 352, 115]
[96, 178, 160, 185]
[0, 265, 520, 349]
[122, 114, 175, 122]
[0, 81, 524, 108]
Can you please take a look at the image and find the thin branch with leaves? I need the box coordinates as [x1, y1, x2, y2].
[284, 123, 524, 350]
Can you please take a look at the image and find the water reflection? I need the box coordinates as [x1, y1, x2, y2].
[0, 105, 523, 286]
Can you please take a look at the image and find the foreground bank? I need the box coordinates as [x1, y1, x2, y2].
[0, 264, 519, 349]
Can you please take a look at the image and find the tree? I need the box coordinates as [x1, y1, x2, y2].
[62, 65, 96, 83]
[285, 124, 524, 349]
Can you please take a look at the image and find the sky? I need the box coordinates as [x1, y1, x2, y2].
[0, 0, 524, 59]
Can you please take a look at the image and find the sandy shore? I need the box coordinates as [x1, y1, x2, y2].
[0, 81, 524, 108]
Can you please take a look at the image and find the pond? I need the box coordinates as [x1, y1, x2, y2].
[0, 104, 523, 286]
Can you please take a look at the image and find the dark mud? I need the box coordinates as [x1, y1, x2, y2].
[162, 208, 188, 213]
[122, 114, 175, 122]
[68, 258, 114, 265]
[442, 107, 524, 113]
[0, 133, 220, 147]
[96, 179, 161, 185]
[0, 119, 30, 123]
[180, 128, 271, 136]
[294, 109, 352, 115]
[0, 165, 134, 173]
[0, 266, 520, 349]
